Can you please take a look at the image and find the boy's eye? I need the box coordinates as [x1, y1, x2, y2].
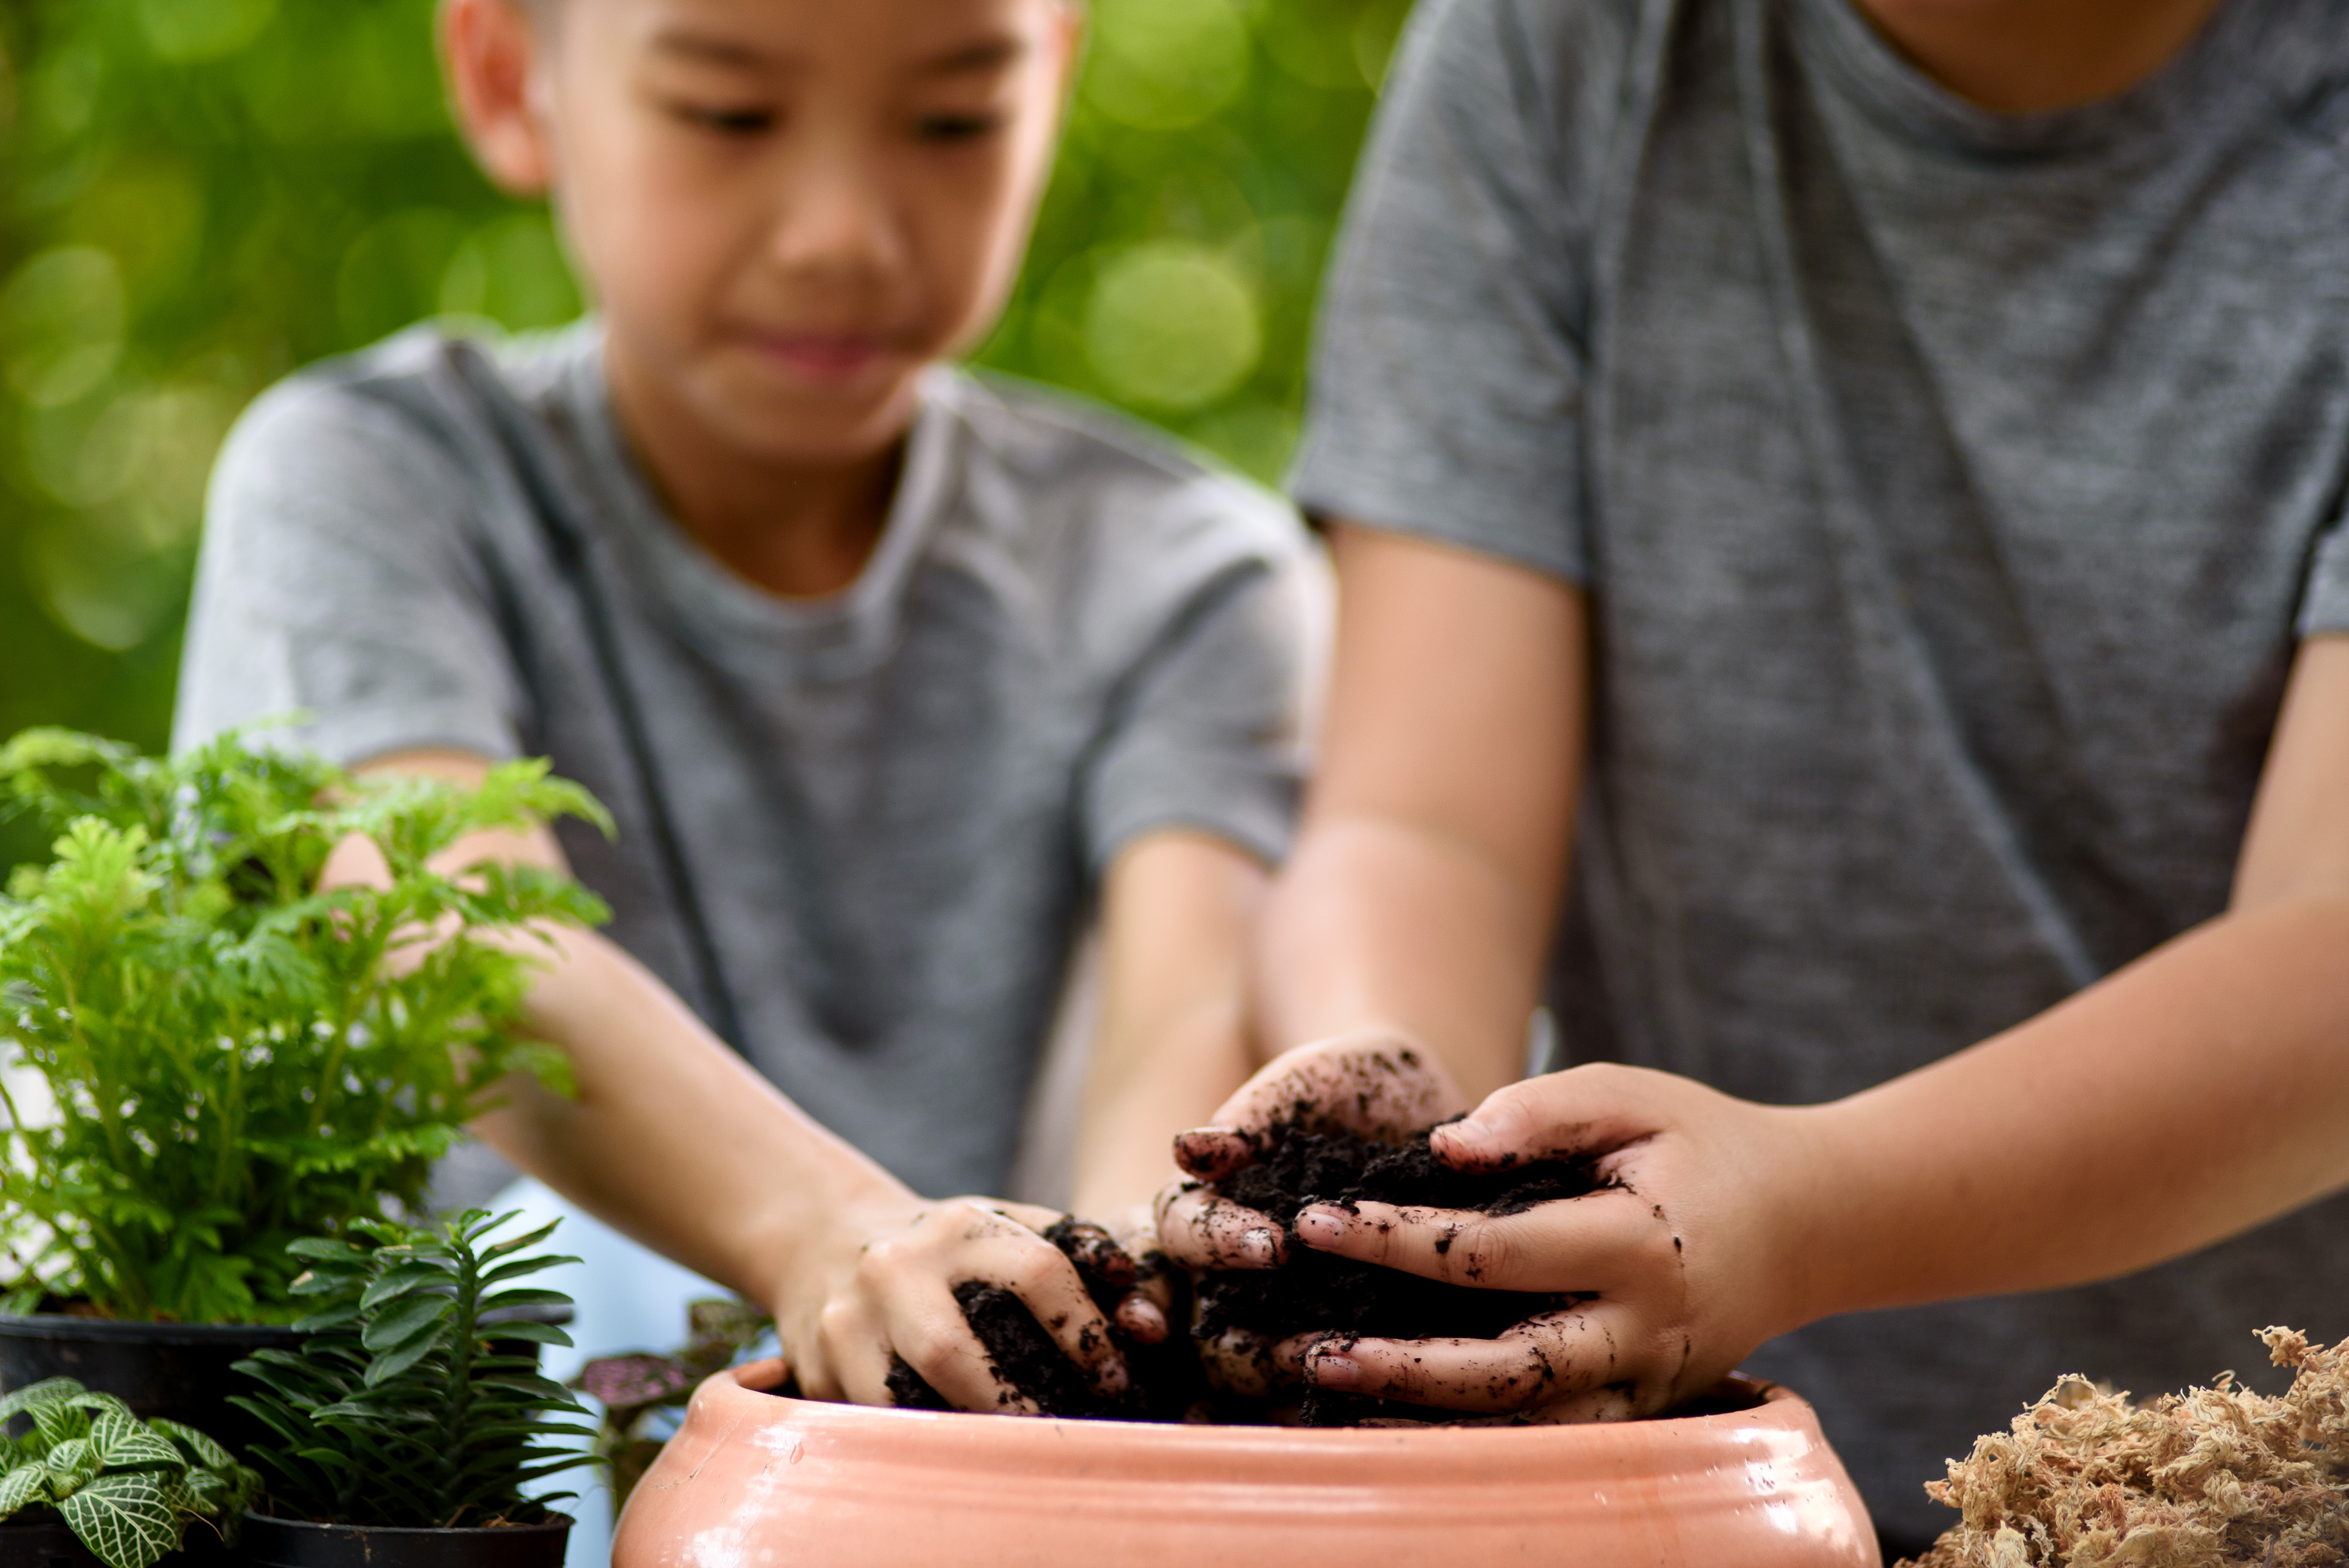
[915, 112, 1006, 144]
[669, 102, 776, 135]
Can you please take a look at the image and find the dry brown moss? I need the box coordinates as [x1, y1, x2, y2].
[1902, 1328, 2349, 1568]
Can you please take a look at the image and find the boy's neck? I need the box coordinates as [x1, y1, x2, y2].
[605, 348, 906, 603]
[1850, 0, 2227, 114]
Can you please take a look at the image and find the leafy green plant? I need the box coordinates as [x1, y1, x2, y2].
[0, 1377, 259, 1568]
[228, 1209, 593, 1529]
[0, 727, 611, 1324]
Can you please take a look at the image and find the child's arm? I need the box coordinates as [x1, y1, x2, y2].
[1072, 829, 1269, 1229]
[1162, 526, 2349, 1418]
[336, 752, 1145, 1413]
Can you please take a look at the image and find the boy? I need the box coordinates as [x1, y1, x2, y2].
[176, 0, 1324, 1411]
[1156, 0, 2349, 1551]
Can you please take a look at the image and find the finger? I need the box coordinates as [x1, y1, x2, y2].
[1299, 1304, 1648, 1416]
[1293, 1191, 1661, 1293]
[1433, 1065, 1657, 1171]
[876, 1281, 1047, 1416]
[1155, 1185, 1287, 1270]
[1114, 1290, 1168, 1344]
[1173, 1128, 1256, 1180]
[1045, 1219, 1139, 1291]
[992, 1237, 1133, 1397]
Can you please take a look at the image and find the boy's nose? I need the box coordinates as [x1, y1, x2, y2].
[766, 146, 908, 281]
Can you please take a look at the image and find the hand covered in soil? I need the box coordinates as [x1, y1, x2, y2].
[1153, 1035, 1470, 1392]
[780, 1195, 1162, 1415]
[1284, 1064, 1820, 1421]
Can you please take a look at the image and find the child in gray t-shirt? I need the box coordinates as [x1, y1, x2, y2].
[1155, 0, 2349, 1550]
[177, 0, 1323, 1414]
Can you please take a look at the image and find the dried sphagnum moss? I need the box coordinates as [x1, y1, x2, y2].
[1903, 1329, 2349, 1568]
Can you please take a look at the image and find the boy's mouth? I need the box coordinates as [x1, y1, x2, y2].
[736, 329, 902, 386]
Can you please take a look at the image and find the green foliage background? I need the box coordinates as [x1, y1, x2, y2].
[0, 0, 1399, 875]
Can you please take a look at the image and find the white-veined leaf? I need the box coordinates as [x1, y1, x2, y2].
[0, 1461, 54, 1517]
[43, 1436, 95, 1488]
[0, 1378, 84, 1423]
[147, 1420, 231, 1471]
[87, 1411, 184, 1475]
[27, 1397, 90, 1448]
[59, 1471, 181, 1568]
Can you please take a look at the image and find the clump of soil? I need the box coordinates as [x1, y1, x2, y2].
[1189, 1118, 1604, 1425]
[880, 1122, 1603, 1428]
[884, 1219, 1205, 1422]
[1902, 1327, 2349, 1568]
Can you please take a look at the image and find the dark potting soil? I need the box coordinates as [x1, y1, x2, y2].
[883, 1220, 1206, 1422]
[1191, 1119, 1606, 1424]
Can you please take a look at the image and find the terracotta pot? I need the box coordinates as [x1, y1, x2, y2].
[613, 1359, 1880, 1567]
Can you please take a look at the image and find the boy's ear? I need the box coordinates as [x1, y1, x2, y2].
[440, 0, 556, 197]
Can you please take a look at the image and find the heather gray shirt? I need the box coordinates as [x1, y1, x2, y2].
[178, 325, 1322, 1200]
[1292, 0, 2349, 1542]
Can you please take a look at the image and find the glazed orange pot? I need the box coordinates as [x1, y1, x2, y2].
[612, 1359, 1880, 1567]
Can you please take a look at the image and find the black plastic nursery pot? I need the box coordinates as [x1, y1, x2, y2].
[0, 1314, 305, 1455]
[0, 1512, 234, 1568]
[0, 1306, 573, 1458]
[0, 1513, 96, 1568]
[240, 1513, 572, 1568]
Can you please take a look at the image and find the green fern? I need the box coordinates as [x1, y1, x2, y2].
[0, 728, 611, 1324]
[229, 1210, 595, 1528]
[0, 1378, 260, 1568]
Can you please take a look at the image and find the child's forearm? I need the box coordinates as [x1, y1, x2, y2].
[1073, 1002, 1254, 1222]
[1256, 815, 1554, 1103]
[1251, 524, 1589, 1103]
[1796, 893, 2349, 1323]
[1073, 832, 1268, 1221]
[474, 926, 912, 1309]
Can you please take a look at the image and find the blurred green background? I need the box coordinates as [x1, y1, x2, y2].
[0, 0, 1403, 869]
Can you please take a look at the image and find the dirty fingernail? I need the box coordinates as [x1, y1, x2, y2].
[1241, 1227, 1278, 1265]
[1295, 1207, 1347, 1247]
[1308, 1350, 1361, 1389]
[1116, 1297, 1168, 1342]
[1095, 1358, 1130, 1394]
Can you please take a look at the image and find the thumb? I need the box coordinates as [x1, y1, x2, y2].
[1433, 1067, 1652, 1169]
[1431, 1089, 1546, 1169]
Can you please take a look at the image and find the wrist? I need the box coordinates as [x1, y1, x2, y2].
[1764, 1098, 1897, 1330]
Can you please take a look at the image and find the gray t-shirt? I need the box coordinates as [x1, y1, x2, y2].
[1291, 0, 2349, 1542]
[177, 324, 1323, 1200]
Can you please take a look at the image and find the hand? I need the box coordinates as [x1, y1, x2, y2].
[1284, 1063, 1824, 1421]
[779, 1194, 1147, 1414]
[1150, 1034, 1470, 1392]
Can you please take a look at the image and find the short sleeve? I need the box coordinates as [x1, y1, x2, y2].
[1080, 546, 1330, 873]
[2299, 516, 2349, 636]
[173, 374, 523, 766]
[1287, 0, 1631, 582]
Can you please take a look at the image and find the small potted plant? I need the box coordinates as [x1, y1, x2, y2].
[574, 1300, 771, 1516]
[0, 728, 607, 1443]
[228, 1209, 593, 1568]
[0, 1377, 258, 1568]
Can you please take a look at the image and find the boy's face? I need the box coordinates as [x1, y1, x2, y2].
[449, 0, 1075, 467]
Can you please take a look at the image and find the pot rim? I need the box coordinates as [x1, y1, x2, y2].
[240, 1511, 574, 1539]
[705, 1357, 1801, 1451]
